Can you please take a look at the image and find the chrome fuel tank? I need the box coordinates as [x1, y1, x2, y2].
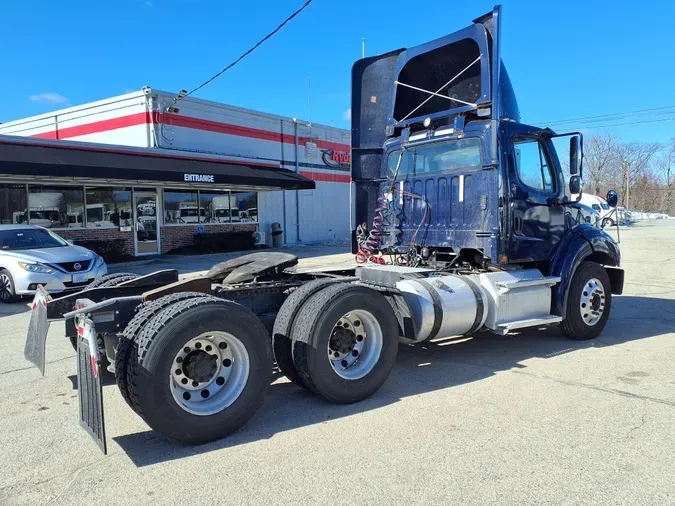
[395, 275, 488, 343]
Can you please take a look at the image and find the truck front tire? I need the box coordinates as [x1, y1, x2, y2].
[291, 284, 399, 404]
[560, 261, 612, 340]
[125, 296, 272, 443]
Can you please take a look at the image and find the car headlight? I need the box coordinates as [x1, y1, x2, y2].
[18, 262, 55, 274]
[94, 255, 105, 268]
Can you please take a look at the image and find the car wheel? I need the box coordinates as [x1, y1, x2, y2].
[0, 269, 18, 303]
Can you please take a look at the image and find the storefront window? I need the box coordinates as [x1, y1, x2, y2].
[0, 184, 28, 225]
[164, 190, 202, 224]
[232, 191, 258, 223]
[85, 187, 132, 228]
[200, 191, 233, 224]
[27, 185, 84, 229]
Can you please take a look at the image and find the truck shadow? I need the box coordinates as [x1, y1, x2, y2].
[0, 299, 31, 317]
[113, 294, 675, 467]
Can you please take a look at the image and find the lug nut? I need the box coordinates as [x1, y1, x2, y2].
[195, 342, 202, 349]
[192, 381, 199, 387]
[181, 378, 188, 385]
[201, 389, 210, 398]
[183, 392, 191, 400]
[219, 342, 227, 349]
[175, 369, 182, 375]
[223, 359, 232, 367]
[216, 377, 225, 385]
[352, 350, 359, 357]
[183, 347, 190, 353]
[205, 345, 212, 352]
[341, 360, 348, 367]
[176, 357, 183, 364]
[356, 335, 364, 342]
[354, 320, 361, 327]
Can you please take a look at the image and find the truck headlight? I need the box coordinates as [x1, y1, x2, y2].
[18, 262, 55, 274]
[94, 255, 105, 268]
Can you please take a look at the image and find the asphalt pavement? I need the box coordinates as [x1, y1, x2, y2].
[1, 223, 674, 505]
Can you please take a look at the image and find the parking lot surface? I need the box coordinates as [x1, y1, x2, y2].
[1, 223, 674, 505]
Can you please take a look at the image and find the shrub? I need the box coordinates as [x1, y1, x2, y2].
[75, 240, 133, 264]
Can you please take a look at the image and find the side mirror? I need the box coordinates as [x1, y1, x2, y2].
[569, 175, 581, 195]
[569, 136, 582, 175]
[606, 190, 618, 208]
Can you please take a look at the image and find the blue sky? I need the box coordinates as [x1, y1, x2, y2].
[3, 0, 675, 144]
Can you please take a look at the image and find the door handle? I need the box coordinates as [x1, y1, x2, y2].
[513, 211, 524, 235]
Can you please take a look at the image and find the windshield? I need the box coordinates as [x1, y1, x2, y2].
[87, 208, 104, 222]
[29, 210, 60, 222]
[0, 228, 68, 250]
[180, 209, 205, 218]
[386, 138, 481, 179]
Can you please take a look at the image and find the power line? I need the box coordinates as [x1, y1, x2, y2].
[566, 116, 675, 130]
[179, 0, 314, 101]
[536, 104, 675, 126]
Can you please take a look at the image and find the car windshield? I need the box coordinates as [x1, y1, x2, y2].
[0, 228, 68, 251]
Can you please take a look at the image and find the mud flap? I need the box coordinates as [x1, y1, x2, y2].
[24, 287, 51, 376]
[76, 317, 107, 454]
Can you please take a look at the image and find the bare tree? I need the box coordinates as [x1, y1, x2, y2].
[583, 132, 619, 195]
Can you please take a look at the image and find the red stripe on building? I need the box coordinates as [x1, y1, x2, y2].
[31, 112, 150, 140]
[300, 171, 351, 183]
[30, 112, 351, 153]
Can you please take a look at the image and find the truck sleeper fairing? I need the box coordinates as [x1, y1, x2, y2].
[351, 6, 517, 261]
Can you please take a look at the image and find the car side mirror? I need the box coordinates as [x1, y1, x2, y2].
[569, 175, 581, 195]
[569, 136, 582, 176]
[606, 190, 618, 208]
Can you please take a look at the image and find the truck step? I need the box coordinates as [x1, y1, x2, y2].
[494, 276, 561, 292]
[495, 315, 563, 335]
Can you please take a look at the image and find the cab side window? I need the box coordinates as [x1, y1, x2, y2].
[513, 139, 555, 193]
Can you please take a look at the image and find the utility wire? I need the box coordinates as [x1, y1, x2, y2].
[537, 104, 675, 126]
[574, 116, 675, 130]
[179, 0, 313, 101]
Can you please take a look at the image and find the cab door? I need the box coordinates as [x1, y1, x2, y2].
[503, 123, 566, 263]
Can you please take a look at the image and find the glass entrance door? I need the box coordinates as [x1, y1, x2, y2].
[134, 193, 159, 255]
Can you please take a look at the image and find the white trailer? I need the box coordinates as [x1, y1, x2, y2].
[0, 88, 351, 244]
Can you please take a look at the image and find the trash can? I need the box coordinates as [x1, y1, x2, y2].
[271, 222, 283, 248]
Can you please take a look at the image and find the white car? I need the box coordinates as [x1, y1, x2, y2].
[573, 193, 615, 227]
[0, 225, 107, 302]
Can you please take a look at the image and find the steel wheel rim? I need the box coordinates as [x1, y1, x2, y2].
[580, 277, 605, 326]
[169, 331, 249, 416]
[327, 309, 383, 380]
[0, 274, 11, 300]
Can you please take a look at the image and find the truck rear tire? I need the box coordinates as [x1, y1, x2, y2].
[116, 292, 213, 411]
[87, 273, 138, 289]
[126, 296, 272, 443]
[291, 284, 399, 404]
[560, 261, 612, 340]
[272, 278, 345, 387]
